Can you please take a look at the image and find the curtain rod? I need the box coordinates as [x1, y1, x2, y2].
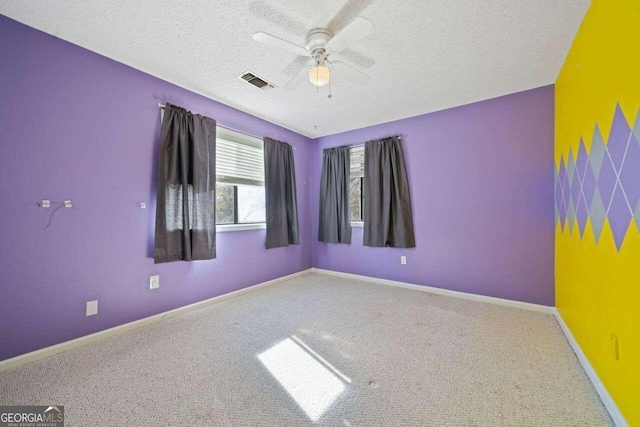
[158, 103, 263, 141]
[159, 103, 400, 144]
[323, 136, 403, 151]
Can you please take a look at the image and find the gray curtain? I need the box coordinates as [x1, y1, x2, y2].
[363, 136, 416, 247]
[154, 104, 217, 263]
[264, 137, 299, 249]
[318, 146, 351, 244]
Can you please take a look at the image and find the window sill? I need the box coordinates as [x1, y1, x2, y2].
[217, 223, 266, 232]
[351, 221, 364, 228]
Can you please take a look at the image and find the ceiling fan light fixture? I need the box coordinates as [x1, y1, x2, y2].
[309, 63, 331, 86]
[253, 17, 373, 91]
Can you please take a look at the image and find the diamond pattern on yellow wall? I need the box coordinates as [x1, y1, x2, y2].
[556, 105, 640, 251]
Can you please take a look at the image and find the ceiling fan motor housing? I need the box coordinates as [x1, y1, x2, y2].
[305, 28, 333, 53]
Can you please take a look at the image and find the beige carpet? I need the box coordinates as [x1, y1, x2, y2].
[0, 273, 611, 426]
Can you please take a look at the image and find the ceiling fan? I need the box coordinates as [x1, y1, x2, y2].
[253, 17, 374, 91]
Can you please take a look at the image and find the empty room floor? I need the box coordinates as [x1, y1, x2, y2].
[0, 273, 611, 426]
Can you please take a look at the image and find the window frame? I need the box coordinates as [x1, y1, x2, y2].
[216, 184, 266, 226]
[352, 176, 364, 226]
[215, 127, 266, 230]
[350, 145, 365, 226]
[217, 222, 266, 232]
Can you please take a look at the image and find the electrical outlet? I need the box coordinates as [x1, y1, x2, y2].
[86, 300, 98, 316]
[610, 334, 619, 360]
[149, 275, 160, 290]
[401, 256, 407, 265]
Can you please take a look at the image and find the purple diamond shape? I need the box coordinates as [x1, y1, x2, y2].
[607, 105, 632, 172]
[555, 170, 563, 215]
[576, 195, 589, 238]
[558, 159, 567, 231]
[559, 198, 567, 231]
[555, 189, 562, 214]
[590, 124, 607, 179]
[559, 158, 567, 204]
[567, 148, 576, 184]
[607, 185, 633, 251]
[581, 164, 596, 209]
[558, 157, 566, 184]
[619, 132, 640, 210]
[567, 196, 576, 233]
[574, 145, 589, 238]
[571, 169, 582, 208]
[576, 139, 588, 177]
[590, 189, 607, 243]
[598, 153, 617, 208]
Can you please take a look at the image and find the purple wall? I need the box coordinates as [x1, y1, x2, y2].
[0, 16, 312, 361]
[311, 86, 555, 306]
[0, 15, 555, 362]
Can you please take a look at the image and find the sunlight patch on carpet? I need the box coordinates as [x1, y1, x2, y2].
[258, 338, 346, 421]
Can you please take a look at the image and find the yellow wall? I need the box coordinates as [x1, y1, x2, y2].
[556, 0, 640, 424]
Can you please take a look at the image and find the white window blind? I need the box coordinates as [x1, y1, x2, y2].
[350, 145, 365, 178]
[216, 127, 264, 187]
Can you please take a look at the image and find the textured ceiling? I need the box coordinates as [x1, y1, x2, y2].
[1, 0, 589, 138]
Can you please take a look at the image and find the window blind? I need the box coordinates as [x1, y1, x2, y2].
[216, 127, 264, 187]
[350, 145, 365, 178]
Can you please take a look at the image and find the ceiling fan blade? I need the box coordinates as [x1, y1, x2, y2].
[249, 1, 308, 36]
[332, 61, 371, 87]
[284, 66, 311, 91]
[326, 0, 374, 34]
[252, 32, 308, 57]
[283, 56, 313, 76]
[325, 17, 373, 54]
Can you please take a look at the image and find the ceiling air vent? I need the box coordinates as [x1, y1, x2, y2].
[238, 71, 275, 91]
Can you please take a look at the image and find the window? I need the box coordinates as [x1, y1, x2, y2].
[350, 145, 364, 222]
[216, 127, 265, 225]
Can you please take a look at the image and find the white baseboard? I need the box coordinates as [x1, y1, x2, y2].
[310, 268, 555, 313]
[553, 309, 628, 427]
[0, 268, 313, 372]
